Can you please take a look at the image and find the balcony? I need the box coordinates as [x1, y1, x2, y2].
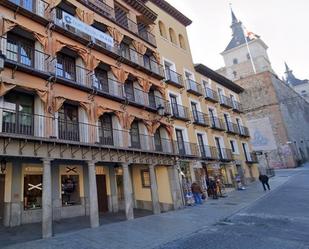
[149, 95, 171, 116]
[3, 0, 48, 22]
[210, 117, 226, 131]
[176, 141, 199, 158]
[239, 125, 250, 137]
[204, 87, 219, 103]
[199, 145, 219, 160]
[115, 14, 138, 34]
[120, 46, 165, 79]
[219, 94, 233, 108]
[0, 107, 177, 155]
[186, 79, 203, 96]
[165, 68, 183, 88]
[192, 111, 209, 127]
[246, 152, 259, 164]
[170, 103, 190, 121]
[92, 77, 125, 100]
[218, 148, 233, 162]
[53, 59, 92, 88]
[226, 121, 239, 135]
[78, 0, 115, 20]
[232, 100, 243, 113]
[138, 29, 156, 47]
[1, 36, 50, 75]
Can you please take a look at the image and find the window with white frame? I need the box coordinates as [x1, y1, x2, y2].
[230, 140, 239, 154]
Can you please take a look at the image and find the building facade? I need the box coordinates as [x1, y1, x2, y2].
[0, 0, 259, 238]
[218, 9, 309, 170]
[145, 0, 259, 201]
[284, 63, 309, 103]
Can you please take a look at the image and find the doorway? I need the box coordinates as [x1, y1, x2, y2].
[0, 174, 5, 222]
[96, 175, 108, 213]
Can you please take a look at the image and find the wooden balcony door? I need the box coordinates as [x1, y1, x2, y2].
[176, 129, 185, 155]
[58, 104, 79, 141]
[96, 175, 108, 213]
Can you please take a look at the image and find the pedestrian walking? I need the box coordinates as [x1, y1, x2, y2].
[259, 174, 270, 191]
[191, 182, 203, 204]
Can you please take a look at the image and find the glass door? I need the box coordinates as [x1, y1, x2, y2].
[170, 95, 179, 117]
[58, 104, 79, 141]
[176, 129, 185, 155]
[99, 114, 113, 145]
[130, 121, 140, 148]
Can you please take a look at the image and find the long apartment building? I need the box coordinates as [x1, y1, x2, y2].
[0, 0, 259, 238]
[144, 0, 259, 197]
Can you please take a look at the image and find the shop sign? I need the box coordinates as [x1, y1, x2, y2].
[62, 12, 114, 47]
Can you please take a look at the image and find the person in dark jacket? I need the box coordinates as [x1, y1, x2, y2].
[259, 174, 270, 191]
[191, 182, 203, 204]
[208, 177, 218, 199]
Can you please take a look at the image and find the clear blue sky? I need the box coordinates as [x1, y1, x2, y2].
[166, 0, 309, 80]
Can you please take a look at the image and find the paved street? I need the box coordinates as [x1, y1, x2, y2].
[2, 165, 309, 249]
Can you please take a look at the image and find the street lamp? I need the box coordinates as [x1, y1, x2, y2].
[0, 50, 6, 72]
[157, 104, 165, 116]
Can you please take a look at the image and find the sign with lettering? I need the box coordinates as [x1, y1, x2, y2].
[62, 12, 114, 47]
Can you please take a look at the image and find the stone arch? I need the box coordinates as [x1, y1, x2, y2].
[158, 20, 167, 38]
[169, 28, 177, 44]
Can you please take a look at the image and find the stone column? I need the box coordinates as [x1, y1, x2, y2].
[149, 164, 160, 214]
[109, 166, 118, 213]
[122, 163, 134, 220]
[168, 164, 183, 210]
[87, 161, 99, 228]
[42, 158, 53, 238]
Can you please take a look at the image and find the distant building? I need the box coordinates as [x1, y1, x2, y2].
[218, 9, 309, 170]
[283, 63, 309, 102]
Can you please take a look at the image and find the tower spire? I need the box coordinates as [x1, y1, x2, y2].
[284, 62, 291, 73]
[230, 4, 238, 25]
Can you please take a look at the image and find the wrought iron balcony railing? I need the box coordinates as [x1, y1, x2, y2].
[170, 103, 190, 121]
[7, 0, 48, 18]
[176, 141, 199, 157]
[78, 0, 115, 20]
[192, 111, 209, 127]
[209, 117, 226, 131]
[246, 152, 258, 163]
[138, 29, 156, 46]
[219, 94, 233, 108]
[149, 95, 171, 116]
[238, 125, 250, 137]
[92, 76, 125, 99]
[226, 121, 239, 134]
[204, 87, 219, 102]
[1, 36, 50, 74]
[0, 107, 180, 155]
[232, 100, 243, 113]
[199, 145, 219, 160]
[165, 68, 183, 87]
[186, 79, 203, 96]
[217, 148, 233, 162]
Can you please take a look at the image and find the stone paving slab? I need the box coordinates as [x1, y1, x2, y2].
[2, 169, 301, 249]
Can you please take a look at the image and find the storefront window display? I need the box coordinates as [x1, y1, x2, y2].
[61, 175, 81, 206]
[24, 174, 42, 210]
[179, 161, 194, 205]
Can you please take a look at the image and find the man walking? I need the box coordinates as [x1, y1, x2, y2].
[191, 182, 203, 204]
[259, 174, 270, 191]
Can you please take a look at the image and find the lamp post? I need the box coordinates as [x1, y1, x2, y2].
[157, 104, 165, 116]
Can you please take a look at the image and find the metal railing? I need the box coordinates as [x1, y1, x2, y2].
[218, 148, 233, 161]
[199, 145, 219, 160]
[0, 107, 180, 154]
[52, 59, 92, 87]
[120, 46, 164, 77]
[138, 29, 156, 46]
[8, 0, 48, 18]
[171, 103, 190, 120]
[186, 79, 203, 96]
[192, 111, 208, 126]
[1, 36, 50, 73]
[226, 121, 239, 134]
[92, 76, 125, 99]
[204, 87, 219, 102]
[149, 95, 171, 115]
[210, 116, 226, 130]
[79, 0, 115, 19]
[246, 152, 258, 163]
[176, 141, 199, 157]
[165, 68, 183, 87]
[219, 94, 233, 108]
[115, 13, 138, 34]
[238, 125, 250, 137]
[232, 100, 243, 113]
[125, 86, 149, 107]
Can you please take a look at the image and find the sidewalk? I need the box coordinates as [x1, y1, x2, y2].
[3, 170, 298, 249]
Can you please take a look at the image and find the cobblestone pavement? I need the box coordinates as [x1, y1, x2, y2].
[2, 165, 307, 249]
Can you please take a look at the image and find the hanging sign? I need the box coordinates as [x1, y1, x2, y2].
[62, 12, 114, 47]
